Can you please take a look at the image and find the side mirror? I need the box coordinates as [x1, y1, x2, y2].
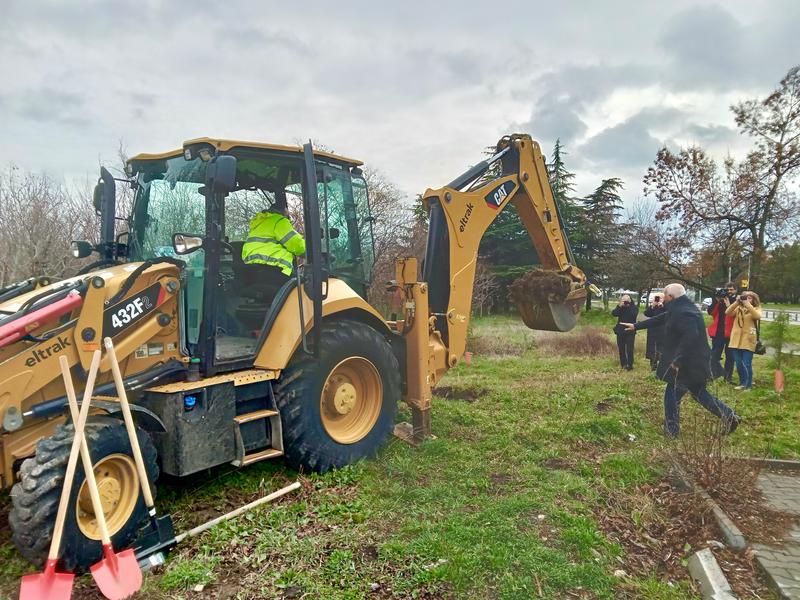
[71, 240, 94, 259]
[205, 155, 237, 195]
[172, 233, 204, 255]
[93, 181, 104, 214]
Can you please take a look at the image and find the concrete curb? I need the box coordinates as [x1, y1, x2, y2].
[688, 548, 738, 600]
[671, 467, 747, 550]
[672, 464, 800, 599]
[695, 488, 748, 550]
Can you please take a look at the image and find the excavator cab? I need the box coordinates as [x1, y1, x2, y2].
[124, 140, 376, 368]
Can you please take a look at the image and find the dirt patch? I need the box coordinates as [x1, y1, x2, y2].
[595, 402, 613, 414]
[595, 478, 773, 599]
[359, 544, 379, 562]
[540, 457, 575, 471]
[433, 385, 487, 403]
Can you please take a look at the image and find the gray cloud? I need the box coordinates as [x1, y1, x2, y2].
[513, 98, 587, 148]
[658, 2, 800, 91]
[658, 6, 745, 89]
[4, 88, 89, 128]
[0, 0, 797, 206]
[679, 123, 740, 147]
[580, 109, 676, 170]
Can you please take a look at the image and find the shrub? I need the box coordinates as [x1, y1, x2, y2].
[546, 327, 615, 356]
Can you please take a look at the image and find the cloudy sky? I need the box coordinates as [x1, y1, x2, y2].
[1, 1, 798, 205]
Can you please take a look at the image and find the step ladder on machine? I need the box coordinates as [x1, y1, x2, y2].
[232, 407, 284, 467]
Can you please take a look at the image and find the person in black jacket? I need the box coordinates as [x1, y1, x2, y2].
[622, 283, 740, 437]
[611, 294, 638, 370]
[644, 294, 666, 370]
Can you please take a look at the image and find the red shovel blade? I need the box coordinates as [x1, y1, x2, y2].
[90, 545, 142, 600]
[19, 558, 75, 600]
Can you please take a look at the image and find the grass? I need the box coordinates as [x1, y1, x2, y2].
[762, 303, 800, 311]
[1, 313, 796, 598]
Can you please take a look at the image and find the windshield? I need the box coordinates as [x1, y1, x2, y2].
[129, 155, 207, 261]
[318, 164, 375, 290]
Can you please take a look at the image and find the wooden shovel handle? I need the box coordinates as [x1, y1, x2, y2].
[103, 338, 155, 509]
[175, 482, 301, 544]
[48, 352, 101, 560]
[60, 354, 115, 546]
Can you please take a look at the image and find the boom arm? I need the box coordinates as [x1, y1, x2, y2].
[393, 134, 587, 442]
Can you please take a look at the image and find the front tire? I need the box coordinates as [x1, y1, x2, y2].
[275, 319, 400, 473]
[9, 417, 158, 572]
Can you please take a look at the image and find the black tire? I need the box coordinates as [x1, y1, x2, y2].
[9, 417, 158, 572]
[275, 319, 400, 473]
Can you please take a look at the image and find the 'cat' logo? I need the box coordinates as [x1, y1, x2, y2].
[484, 181, 516, 210]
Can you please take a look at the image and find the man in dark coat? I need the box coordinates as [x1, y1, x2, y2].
[611, 294, 638, 370]
[707, 282, 736, 382]
[644, 294, 666, 370]
[622, 283, 740, 437]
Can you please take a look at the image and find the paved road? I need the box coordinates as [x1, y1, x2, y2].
[754, 470, 800, 598]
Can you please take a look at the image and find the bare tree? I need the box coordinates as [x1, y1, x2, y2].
[643, 66, 800, 282]
[472, 259, 499, 317]
[0, 165, 97, 286]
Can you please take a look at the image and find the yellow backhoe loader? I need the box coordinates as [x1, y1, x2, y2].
[0, 133, 587, 570]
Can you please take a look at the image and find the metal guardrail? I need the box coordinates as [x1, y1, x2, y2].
[761, 309, 800, 323]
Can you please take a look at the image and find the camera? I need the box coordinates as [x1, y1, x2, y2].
[715, 288, 727, 298]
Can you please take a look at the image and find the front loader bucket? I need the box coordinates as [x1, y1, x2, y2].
[515, 288, 586, 332]
[509, 269, 586, 332]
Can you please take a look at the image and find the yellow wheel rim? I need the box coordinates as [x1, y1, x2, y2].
[320, 357, 383, 444]
[75, 454, 139, 540]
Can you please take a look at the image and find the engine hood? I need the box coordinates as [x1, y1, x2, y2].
[0, 262, 179, 316]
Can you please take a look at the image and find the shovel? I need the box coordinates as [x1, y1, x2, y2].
[60, 355, 142, 600]
[136, 481, 301, 564]
[103, 338, 175, 556]
[18, 350, 102, 600]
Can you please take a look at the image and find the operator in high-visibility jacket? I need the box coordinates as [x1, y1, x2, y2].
[241, 206, 306, 288]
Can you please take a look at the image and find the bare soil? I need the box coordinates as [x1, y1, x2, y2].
[433, 385, 487, 403]
[509, 269, 572, 305]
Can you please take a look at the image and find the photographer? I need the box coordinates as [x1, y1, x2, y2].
[726, 291, 762, 390]
[612, 294, 638, 370]
[644, 294, 666, 370]
[707, 283, 736, 382]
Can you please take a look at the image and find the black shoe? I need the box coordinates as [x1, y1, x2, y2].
[726, 415, 741, 435]
[626, 365, 634, 371]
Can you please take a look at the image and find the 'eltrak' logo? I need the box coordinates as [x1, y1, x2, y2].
[459, 202, 474, 232]
[25, 335, 71, 367]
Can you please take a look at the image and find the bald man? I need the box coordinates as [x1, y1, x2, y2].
[623, 283, 739, 437]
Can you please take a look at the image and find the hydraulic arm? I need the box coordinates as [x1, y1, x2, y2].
[393, 134, 588, 441]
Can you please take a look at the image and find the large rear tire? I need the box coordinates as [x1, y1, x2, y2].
[274, 319, 400, 473]
[9, 417, 158, 572]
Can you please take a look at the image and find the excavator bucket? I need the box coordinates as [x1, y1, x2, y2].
[509, 269, 586, 332]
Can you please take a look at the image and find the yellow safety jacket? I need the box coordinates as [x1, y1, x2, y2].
[242, 211, 306, 276]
